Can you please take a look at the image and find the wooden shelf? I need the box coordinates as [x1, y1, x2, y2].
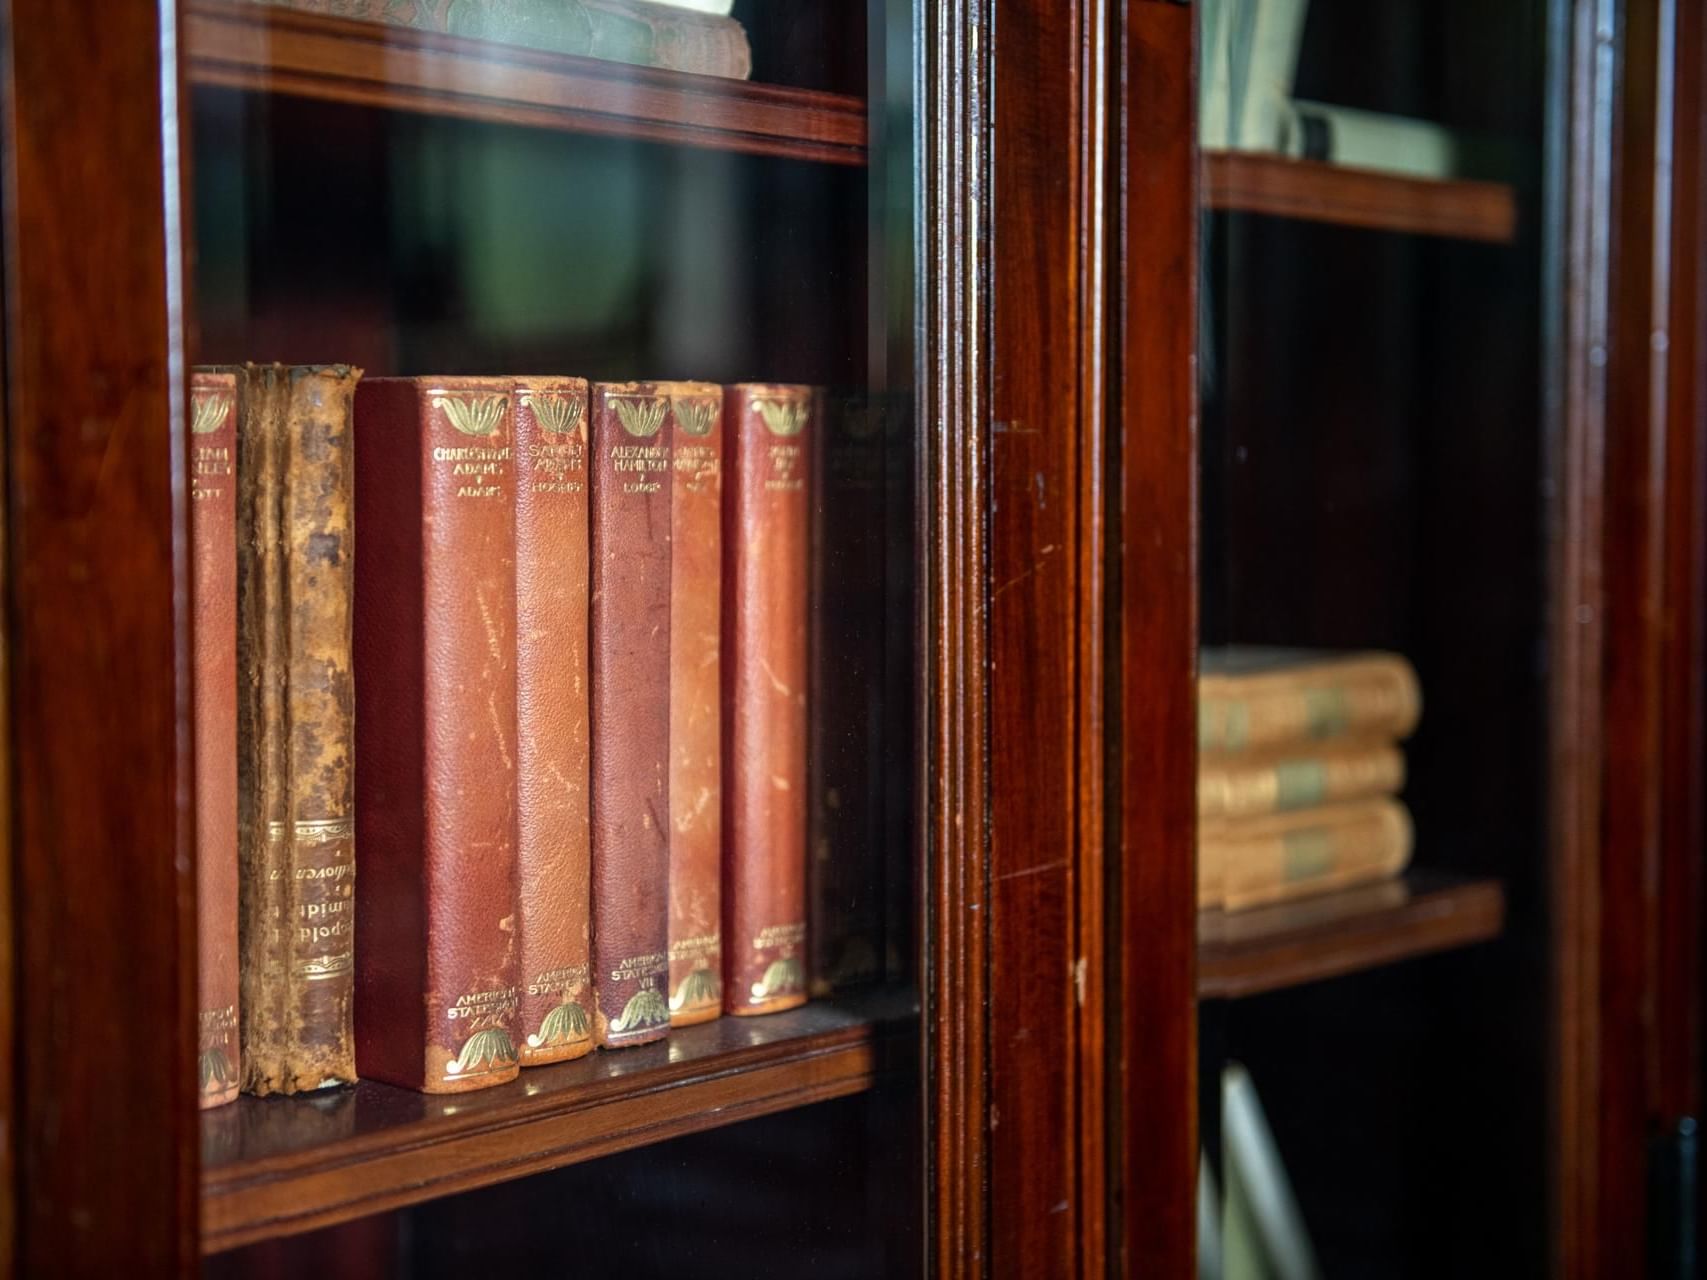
[184, 0, 868, 166]
[201, 988, 916, 1254]
[1197, 871, 1505, 1000]
[1203, 151, 1518, 243]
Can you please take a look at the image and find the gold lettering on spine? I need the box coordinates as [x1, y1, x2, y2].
[267, 817, 356, 981]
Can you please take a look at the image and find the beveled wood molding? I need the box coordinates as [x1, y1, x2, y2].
[921, 0, 992, 1274]
[1113, 1, 1198, 1274]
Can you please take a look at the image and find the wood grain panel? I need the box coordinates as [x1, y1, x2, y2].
[1113, 3, 1197, 1275]
[0, 0, 195, 1272]
[988, 0, 1084, 1275]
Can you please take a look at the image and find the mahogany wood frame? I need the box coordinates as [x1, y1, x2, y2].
[1554, 0, 1707, 1273]
[1, 0, 1701, 1275]
[1, 0, 197, 1273]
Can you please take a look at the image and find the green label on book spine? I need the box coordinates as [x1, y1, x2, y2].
[1281, 828, 1335, 880]
[1303, 687, 1351, 739]
[1273, 760, 1329, 810]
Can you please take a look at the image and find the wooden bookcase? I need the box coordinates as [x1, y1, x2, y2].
[0, 0, 1702, 1275]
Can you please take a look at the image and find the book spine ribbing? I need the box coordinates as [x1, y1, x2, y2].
[1206, 799, 1414, 913]
[589, 383, 674, 1047]
[1198, 656, 1421, 756]
[238, 364, 361, 1095]
[1198, 743, 1407, 821]
[722, 384, 811, 1016]
[513, 377, 595, 1064]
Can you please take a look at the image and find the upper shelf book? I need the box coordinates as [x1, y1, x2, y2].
[184, 0, 869, 166]
[1202, 151, 1518, 244]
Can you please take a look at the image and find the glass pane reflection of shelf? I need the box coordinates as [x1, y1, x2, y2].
[185, 0, 869, 165]
[1198, 871, 1506, 1000]
[1202, 151, 1518, 243]
[202, 988, 917, 1255]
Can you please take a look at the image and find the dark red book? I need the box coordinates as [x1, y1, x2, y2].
[722, 384, 812, 1016]
[589, 383, 675, 1047]
[512, 377, 595, 1065]
[665, 382, 724, 1026]
[191, 369, 240, 1107]
[353, 377, 521, 1093]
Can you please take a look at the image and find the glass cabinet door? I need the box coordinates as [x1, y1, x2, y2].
[185, 4, 922, 1272]
[1194, 1, 1555, 1273]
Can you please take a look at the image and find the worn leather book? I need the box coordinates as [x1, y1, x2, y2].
[807, 392, 886, 995]
[237, 364, 361, 1095]
[353, 378, 521, 1093]
[1198, 742, 1406, 822]
[192, 369, 241, 1108]
[253, 0, 753, 79]
[589, 383, 674, 1047]
[512, 377, 595, 1065]
[1201, 798, 1414, 913]
[1198, 648, 1421, 757]
[722, 384, 812, 1016]
[665, 383, 724, 1026]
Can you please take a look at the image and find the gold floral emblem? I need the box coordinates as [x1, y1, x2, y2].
[433, 393, 507, 438]
[613, 397, 666, 439]
[191, 393, 232, 436]
[672, 397, 718, 437]
[755, 398, 808, 437]
[526, 392, 584, 437]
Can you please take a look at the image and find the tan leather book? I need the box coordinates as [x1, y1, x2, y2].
[1198, 742, 1406, 821]
[589, 383, 674, 1047]
[191, 370, 241, 1108]
[722, 384, 811, 1016]
[513, 378, 595, 1065]
[665, 383, 724, 1027]
[236, 364, 361, 1095]
[353, 378, 521, 1093]
[1202, 799, 1414, 913]
[1198, 648, 1421, 758]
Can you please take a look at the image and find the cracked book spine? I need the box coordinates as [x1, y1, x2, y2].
[237, 364, 361, 1095]
[589, 383, 675, 1047]
[722, 384, 812, 1016]
[353, 377, 521, 1093]
[512, 377, 595, 1065]
[665, 382, 724, 1026]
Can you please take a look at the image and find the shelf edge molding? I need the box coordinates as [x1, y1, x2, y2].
[185, 0, 869, 166]
[1203, 151, 1519, 243]
[1197, 873, 1507, 999]
[201, 996, 913, 1254]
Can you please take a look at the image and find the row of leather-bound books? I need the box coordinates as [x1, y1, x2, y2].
[192, 365, 904, 1106]
[1197, 648, 1422, 912]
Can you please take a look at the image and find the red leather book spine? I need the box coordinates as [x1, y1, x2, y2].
[589, 383, 674, 1048]
[191, 370, 240, 1107]
[354, 378, 521, 1093]
[722, 384, 811, 1015]
[664, 382, 724, 1026]
[513, 377, 595, 1065]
